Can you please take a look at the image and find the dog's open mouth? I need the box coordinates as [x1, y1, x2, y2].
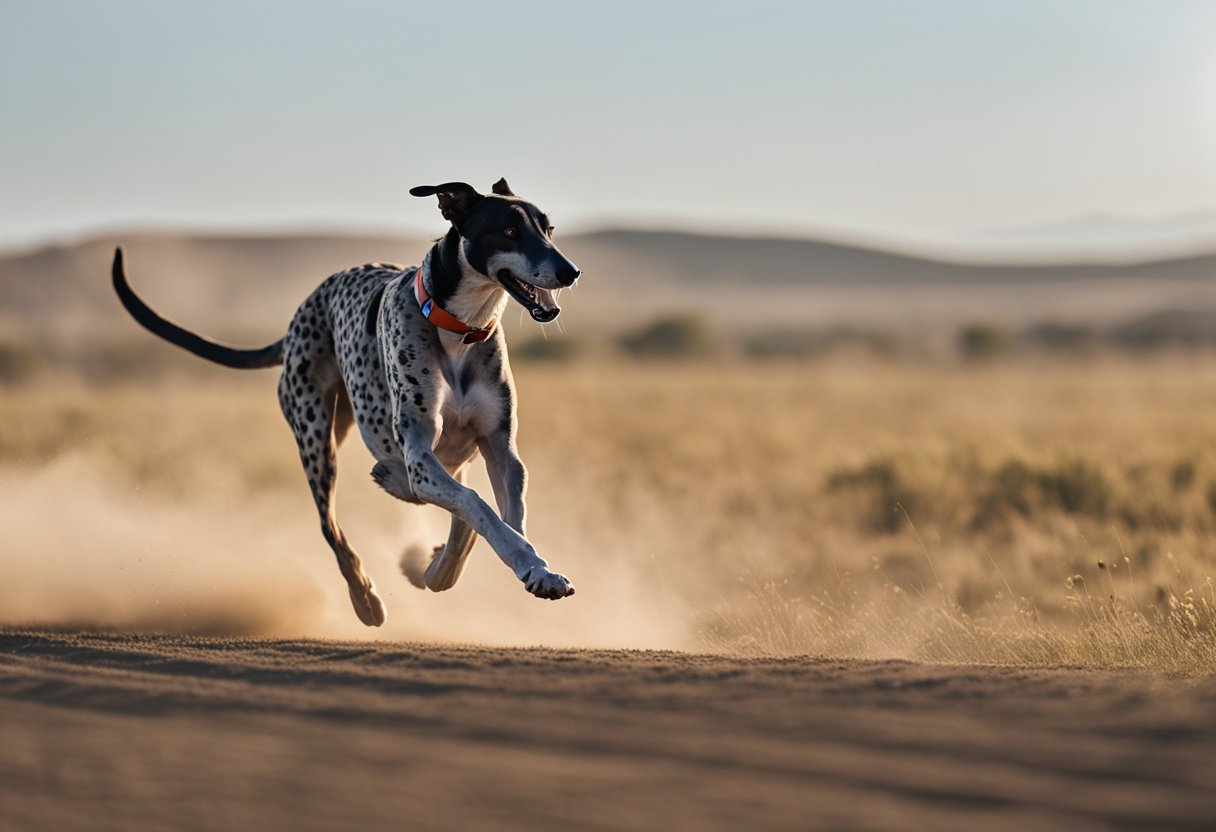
[497, 269, 560, 322]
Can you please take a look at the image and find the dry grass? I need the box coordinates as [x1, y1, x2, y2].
[2, 354, 1215, 671]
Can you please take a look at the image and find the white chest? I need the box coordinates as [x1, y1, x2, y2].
[440, 382, 500, 434]
[436, 347, 503, 437]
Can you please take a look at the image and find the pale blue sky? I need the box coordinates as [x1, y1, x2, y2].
[1, 1, 1214, 248]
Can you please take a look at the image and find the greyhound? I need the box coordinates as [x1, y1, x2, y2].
[112, 178, 581, 626]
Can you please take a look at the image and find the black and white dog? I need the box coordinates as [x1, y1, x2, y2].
[112, 179, 581, 626]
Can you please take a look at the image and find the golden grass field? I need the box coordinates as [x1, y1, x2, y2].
[3, 355, 1214, 671]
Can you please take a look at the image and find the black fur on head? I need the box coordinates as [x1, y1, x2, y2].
[414, 178, 582, 324]
[409, 182, 484, 230]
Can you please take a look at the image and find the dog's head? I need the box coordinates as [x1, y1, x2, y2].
[409, 179, 580, 323]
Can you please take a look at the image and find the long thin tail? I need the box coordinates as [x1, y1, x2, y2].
[111, 247, 284, 370]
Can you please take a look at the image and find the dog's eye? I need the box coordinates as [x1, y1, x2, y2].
[546, 225, 555, 236]
[504, 227, 518, 239]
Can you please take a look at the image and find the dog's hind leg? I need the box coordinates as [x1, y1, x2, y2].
[279, 364, 387, 626]
[426, 487, 478, 590]
[401, 465, 478, 592]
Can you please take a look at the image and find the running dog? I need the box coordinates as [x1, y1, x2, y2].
[112, 179, 581, 626]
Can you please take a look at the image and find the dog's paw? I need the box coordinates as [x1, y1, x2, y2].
[371, 459, 421, 504]
[349, 582, 388, 626]
[522, 567, 576, 600]
[399, 543, 440, 590]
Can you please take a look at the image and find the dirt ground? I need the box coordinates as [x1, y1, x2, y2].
[2, 630, 1214, 831]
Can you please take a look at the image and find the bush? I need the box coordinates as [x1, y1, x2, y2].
[512, 335, 584, 362]
[1171, 459, 1196, 492]
[984, 460, 1039, 516]
[1039, 459, 1111, 515]
[958, 322, 1011, 361]
[0, 340, 40, 385]
[1111, 309, 1216, 349]
[976, 458, 1112, 524]
[1021, 321, 1099, 352]
[741, 330, 821, 360]
[742, 327, 894, 360]
[617, 315, 713, 359]
[826, 459, 919, 533]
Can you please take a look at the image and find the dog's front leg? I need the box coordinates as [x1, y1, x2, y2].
[479, 431, 528, 535]
[401, 424, 574, 600]
[479, 431, 576, 599]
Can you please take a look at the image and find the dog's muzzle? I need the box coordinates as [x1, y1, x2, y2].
[497, 269, 562, 322]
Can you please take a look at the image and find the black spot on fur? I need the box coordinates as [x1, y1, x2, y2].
[365, 282, 388, 336]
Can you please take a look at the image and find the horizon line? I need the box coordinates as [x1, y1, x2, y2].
[3, 215, 1215, 270]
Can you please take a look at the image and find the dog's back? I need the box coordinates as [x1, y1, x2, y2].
[277, 262, 410, 464]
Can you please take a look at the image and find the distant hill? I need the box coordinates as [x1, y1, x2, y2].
[0, 229, 1212, 353]
[0, 232, 428, 345]
[579, 228, 1216, 284]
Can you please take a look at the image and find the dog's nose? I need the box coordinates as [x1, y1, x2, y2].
[556, 265, 581, 287]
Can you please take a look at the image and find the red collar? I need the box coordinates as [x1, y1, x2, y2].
[413, 267, 497, 344]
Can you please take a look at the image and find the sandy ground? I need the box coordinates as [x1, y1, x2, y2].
[1, 631, 1214, 831]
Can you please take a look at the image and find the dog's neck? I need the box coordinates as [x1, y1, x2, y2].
[423, 230, 507, 334]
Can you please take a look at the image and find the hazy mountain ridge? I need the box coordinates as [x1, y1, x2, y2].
[580, 228, 1216, 283]
[0, 228, 1212, 347]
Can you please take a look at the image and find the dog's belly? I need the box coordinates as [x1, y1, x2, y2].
[432, 420, 479, 471]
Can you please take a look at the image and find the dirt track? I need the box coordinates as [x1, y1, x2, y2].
[2, 630, 1214, 831]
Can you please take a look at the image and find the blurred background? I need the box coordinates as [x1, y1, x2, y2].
[1, 2, 1214, 668]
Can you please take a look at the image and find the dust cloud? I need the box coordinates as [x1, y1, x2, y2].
[0, 451, 699, 650]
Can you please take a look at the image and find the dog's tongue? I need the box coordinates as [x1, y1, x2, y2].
[530, 287, 560, 322]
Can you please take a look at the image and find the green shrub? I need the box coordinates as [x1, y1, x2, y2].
[1170, 459, 1196, 492]
[976, 458, 1112, 524]
[0, 340, 40, 385]
[1039, 459, 1111, 515]
[617, 315, 713, 359]
[958, 322, 1011, 361]
[512, 335, 584, 362]
[1021, 321, 1099, 352]
[742, 327, 894, 360]
[741, 331, 821, 360]
[826, 459, 919, 533]
[984, 460, 1039, 516]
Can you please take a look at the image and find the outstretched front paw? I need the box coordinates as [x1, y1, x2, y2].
[522, 567, 575, 600]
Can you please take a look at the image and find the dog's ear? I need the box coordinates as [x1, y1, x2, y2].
[490, 177, 515, 197]
[409, 182, 484, 228]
